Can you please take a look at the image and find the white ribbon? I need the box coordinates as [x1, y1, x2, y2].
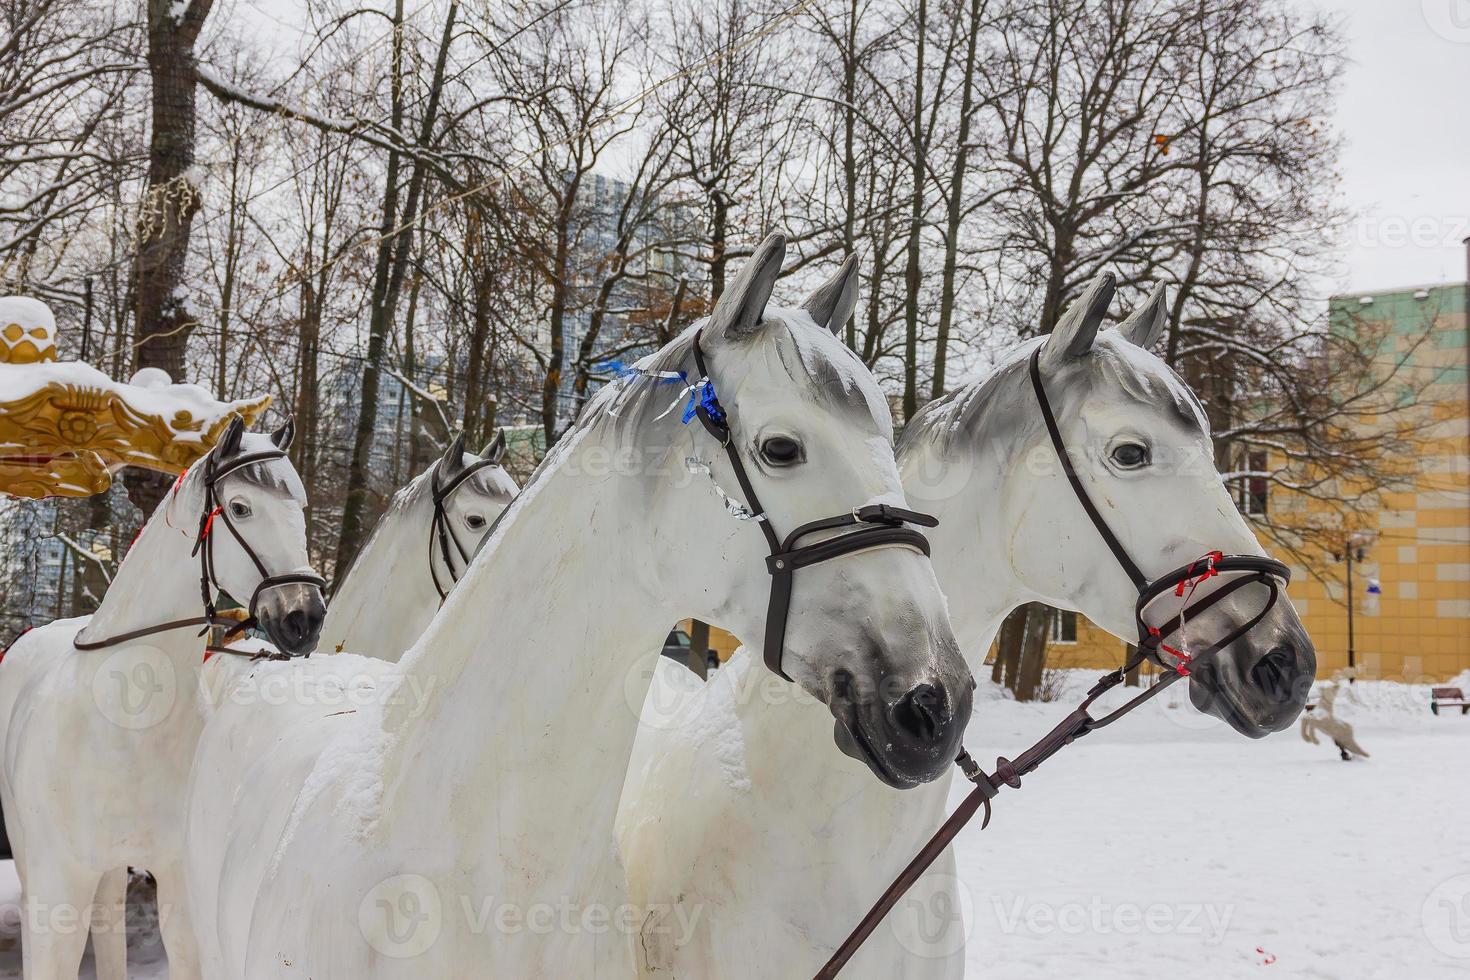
[685, 456, 766, 523]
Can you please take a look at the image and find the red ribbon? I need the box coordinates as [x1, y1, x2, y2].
[200, 505, 223, 540]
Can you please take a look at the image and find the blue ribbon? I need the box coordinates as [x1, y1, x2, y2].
[682, 378, 726, 426]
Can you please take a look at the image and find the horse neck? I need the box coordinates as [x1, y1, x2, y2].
[381, 423, 678, 888]
[79, 474, 208, 660]
[732, 370, 1040, 809]
[900, 385, 1031, 661]
[320, 472, 441, 658]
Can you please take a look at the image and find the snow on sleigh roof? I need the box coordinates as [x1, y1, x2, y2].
[0, 296, 271, 499]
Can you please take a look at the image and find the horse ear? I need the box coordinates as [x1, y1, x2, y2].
[1042, 272, 1114, 362]
[480, 428, 507, 465]
[270, 417, 295, 452]
[710, 233, 786, 340]
[216, 415, 246, 459]
[1116, 282, 1168, 350]
[439, 431, 467, 479]
[802, 254, 861, 335]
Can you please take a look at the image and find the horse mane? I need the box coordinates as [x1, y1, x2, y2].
[899, 339, 1040, 458]
[566, 311, 890, 459]
[899, 332, 1209, 459]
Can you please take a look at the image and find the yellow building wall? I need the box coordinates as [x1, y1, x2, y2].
[678, 620, 741, 662]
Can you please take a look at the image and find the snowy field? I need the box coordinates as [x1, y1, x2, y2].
[953, 670, 1470, 979]
[0, 671, 1464, 978]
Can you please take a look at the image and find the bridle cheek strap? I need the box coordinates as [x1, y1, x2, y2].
[428, 454, 501, 603]
[763, 508, 938, 680]
[688, 330, 940, 682]
[195, 449, 326, 636]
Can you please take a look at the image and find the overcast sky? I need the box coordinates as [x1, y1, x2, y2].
[240, 0, 1469, 297]
[1316, 1, 1469, 294]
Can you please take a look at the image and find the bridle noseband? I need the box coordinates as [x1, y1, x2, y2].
[428, 453, 502, 603]
[687, 329, 939, 681]
[816, 346, 1293, 978]
[74, 447, 325, 652]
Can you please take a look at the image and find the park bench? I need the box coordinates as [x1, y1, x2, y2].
[1430, 687, 1469, 715]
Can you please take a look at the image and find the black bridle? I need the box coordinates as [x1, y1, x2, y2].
[815, 346, 1291, 978]
[687, 329, 940, 681]
[428, 453, 502, 603]
[74, 447, 325, 652]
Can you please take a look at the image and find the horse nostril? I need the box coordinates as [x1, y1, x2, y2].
[892, 683, 950, 745]
[1250, 645, 1296, 703]
[284, 609, 309, 643]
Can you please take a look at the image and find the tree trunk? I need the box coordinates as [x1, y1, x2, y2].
[334, 0, 455, 577]
[840, 0, 859, 351]
[125, 0, 215, 517]
[901, 0, 927, 421]
[687, 619, 710, 680]
[1012, 602, 1052, 701]
[709, 191, 729, 303]
[540, 219, 571, 446]
[932, 0, 982, 399]
[463, 233, 495, 445]
[992, 604, 1025, 687]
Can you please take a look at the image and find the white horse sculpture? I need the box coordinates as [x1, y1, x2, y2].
[619, 273, 1317, 977]
[182, 234, 975, 978]
[318, 429, 517, 659]
[81, 430, 515, 978]
[0, 418, 326, 980]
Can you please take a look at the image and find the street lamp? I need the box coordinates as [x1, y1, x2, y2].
[1330, 533, 1371, 669]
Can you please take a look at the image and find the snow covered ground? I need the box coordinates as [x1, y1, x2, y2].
[952, 670, 1470, 979]
[0, 672, 1463, 978]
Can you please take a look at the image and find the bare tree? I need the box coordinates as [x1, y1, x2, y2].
[125, 0, 216, 515]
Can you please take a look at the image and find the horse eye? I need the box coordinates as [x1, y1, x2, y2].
[760, 436, 803, 466]
[465, 514, 487, 530]
[1110, 443, 1150, 469]
[229, 500, 252, 519]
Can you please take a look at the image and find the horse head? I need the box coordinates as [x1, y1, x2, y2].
[204, 416, 326, 656]
[599, 235, 973, 787]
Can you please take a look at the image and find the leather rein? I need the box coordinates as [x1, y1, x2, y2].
[687, 329, 940, 681]
[73, 447, 325, 653]
[815, 346, 1290, 978]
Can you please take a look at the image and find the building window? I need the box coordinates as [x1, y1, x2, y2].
[1051, 609, 1077, 644]
[1243, 450, 1268, 515]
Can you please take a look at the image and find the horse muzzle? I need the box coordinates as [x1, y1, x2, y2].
[830, 666, 974, 789]
[1188, 623, 1316, 737]
[255, 582, 326, 656]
